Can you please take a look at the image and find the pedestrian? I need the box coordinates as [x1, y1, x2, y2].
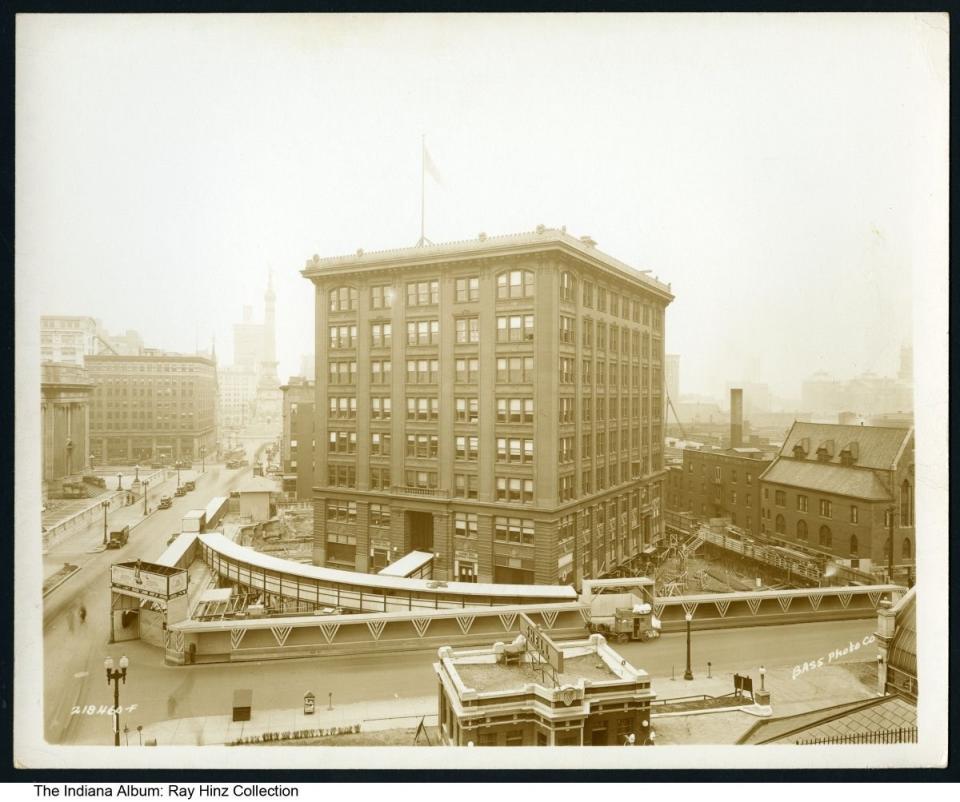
[79, 604, 87, 624]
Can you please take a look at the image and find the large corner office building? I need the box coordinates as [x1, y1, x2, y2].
[302, 228, 673, 586]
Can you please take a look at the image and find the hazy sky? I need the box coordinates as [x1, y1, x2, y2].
[16, 13, 948, 400]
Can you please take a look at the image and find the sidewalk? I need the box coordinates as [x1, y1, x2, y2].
[42, 469, 180, 585]
[137, 694, 436, 746]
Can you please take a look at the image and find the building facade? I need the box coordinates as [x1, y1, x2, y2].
[667, 447, 776, 535]
[302, 227, 673, 585]
[759, 422, 915, 578]
[87, 353, 218, 464]
[435, 632, 655, 746]
[219, 365, 258, 429]
[40, 316, 102, 365]
[280, 376, 315, 500]
[41, 362, 94, 484]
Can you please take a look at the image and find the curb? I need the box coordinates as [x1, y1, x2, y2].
[42, 565, 82, 598]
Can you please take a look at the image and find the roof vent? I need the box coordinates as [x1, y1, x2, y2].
[580, 235, 597, 248]
[312, 254, 320, 264]
[536, 224, 546, 234]
[356, 248, 364, 257]
[478, 232, 487, 241]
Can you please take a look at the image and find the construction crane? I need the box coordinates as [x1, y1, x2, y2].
[665, 387, 688, 441]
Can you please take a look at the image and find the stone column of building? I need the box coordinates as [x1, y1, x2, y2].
[355, 500, 371, 574]
[437, 271, 456, 498]
[475, 513, 495, 585]
[477, 270, 497, 504]
[312, 282, 330, 566]
[432, 511, 451, 581]
[533, 259, 559, 508]
[356, 285, 371, 492]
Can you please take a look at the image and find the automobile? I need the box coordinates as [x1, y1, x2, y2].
[238, 459, 250, 467]
[158, 495, 173, 509]
[174, 486, 187, 497]
[225, 460, 240, 469]
[150, 462, 166, 469]
[174, 460, 193, 470]
[106, 525, 130, 549]
[184, 480, 196, 492]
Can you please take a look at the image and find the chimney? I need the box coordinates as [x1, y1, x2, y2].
[730, 388, 743, 448]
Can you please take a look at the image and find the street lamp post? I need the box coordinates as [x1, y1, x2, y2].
[684, 612, 694, 680]
[104, 655, 129, 747]
[101, 500, 110, 546]
[200, 445, 206, 473]
[134, 464, 140, 483]
[759, 665, 766, 692]
[143, 479, 149, 516]
[117, 472, 123, 490]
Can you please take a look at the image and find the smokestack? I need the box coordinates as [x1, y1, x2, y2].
[730, 388, 743, 448]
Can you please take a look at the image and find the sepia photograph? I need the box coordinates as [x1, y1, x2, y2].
[13, 12, 949, 773]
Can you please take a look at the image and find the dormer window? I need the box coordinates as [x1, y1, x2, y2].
[792, 437, 811, 459]
[816, 439, 835, 462]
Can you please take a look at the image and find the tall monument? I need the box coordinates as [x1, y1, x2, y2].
[252, 271, 282, 432]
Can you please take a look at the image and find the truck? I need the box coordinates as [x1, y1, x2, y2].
[106, 525, 130, 549]
[581, 577, 661, 643]
[158, 495, 173, 509]
[586, 594, 661, 643]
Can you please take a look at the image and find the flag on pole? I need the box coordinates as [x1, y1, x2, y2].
[423, 144, 443, 186]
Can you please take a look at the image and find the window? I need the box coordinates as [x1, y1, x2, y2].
[455, 276, 479, 303]
[774, 490, 786, 507]
[455, 435, 479, 461]
[496, 314, 535, 342]
[329, 286, 358, 312]
[369, 504, 391, 527]
[559, 315, 576, 344]
[796, 519, 808, 540]
[455, 512, 478, 539]
[328, 360, 357, 385]
[454, 473, 478, 499]
[558, 473, 575, 501]
[609, 294, 620, 317]
[406, 434, 439, 458]
[371, 397, 391, 420]
[404, 470, 437, 489]
[900, 480, 913, 526]
[497, 437, 534, 464]
[455, 317, 480, 344]
[582, 470, 593, 494]
[819, 499, 832, 518]
[582, 433, 592, 459]
[456, 358, 479, 383]
[455, 397, 479, 424]
[327, 464, 356, 488]
[496, 477, 534, 504]
[560, 271, 576, 302]
[406, 319, 440, 346]
[496, 269, 535, 299]
[328, 396, 357, 420]
[505, 731, 524, 747]
[818, 525, 833, 547]
[582, 319, 593, 348]
[747, 472, 753, 485]
[497, 397, 534, 424]
[328, 431, 357, 454]
[582, 397, 592, 422]
[797, 494, 808, 513]
[370, 322, 392, 348]
[494, 516, 535, 545]
[370, 467, 390, 490]
[775, 514, 785, 535]
[902, 538, 912, 559]
[406, 397, 439, 421]
[496, 356, 534, 383]
[325, 500, 357, 523]
[850, 505, 859, 524]
[582, 360, 593, 384]
[406, 279, 439, 306]
[370, 359, 391, 384]
[597, 323, 607, 350]
[849, 534, 859, 557]
[597, 287, 607, 312]
[370, 285, 393, 310]
[406, 359, 438, 384]
[370, 432, 391, 456]
[582, 281, 594, 308]
[558, 436, 575, 463]
[559, 357, 575, 384]
[328, 325, 357, 349]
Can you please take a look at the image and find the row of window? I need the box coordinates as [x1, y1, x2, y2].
[330, 272, 537, 313]
[770, 516, 914, 559]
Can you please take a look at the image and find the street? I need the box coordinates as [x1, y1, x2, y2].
[43, 435, 273, 745]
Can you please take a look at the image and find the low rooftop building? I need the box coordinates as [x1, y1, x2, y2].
[434, 620, 655, 747]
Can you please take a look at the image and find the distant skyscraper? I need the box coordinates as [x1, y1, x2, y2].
[665, 354, 680, 402]
[233, 305, 264, 374]
[899, 343, 913, 383]
[299, 352, 316, 382]
[252, 272, 282, 429]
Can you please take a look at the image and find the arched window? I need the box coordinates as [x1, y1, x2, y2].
[796, 519, 808, 541]
[496, 270, 535, 300]
[560, 271, 576, 303]
[849, 534, 858, 557]
[900, 480, 913, 527]
[902, 538, 912, 559]
[329, 286, 358, 312]
[818, 525, 832, 548]
[775, 514, 785, 535]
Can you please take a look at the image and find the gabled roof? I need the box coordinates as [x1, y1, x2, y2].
[762, 460, 893, 500]
[779, 422, 912, 470]
[238, 477, 278, 493]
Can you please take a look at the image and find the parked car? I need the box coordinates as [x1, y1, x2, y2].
[158, 496, 173, 509]
[106, 525, 130, 549]
[226, 460, 240, 469]
[174, 486, 187, 497]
